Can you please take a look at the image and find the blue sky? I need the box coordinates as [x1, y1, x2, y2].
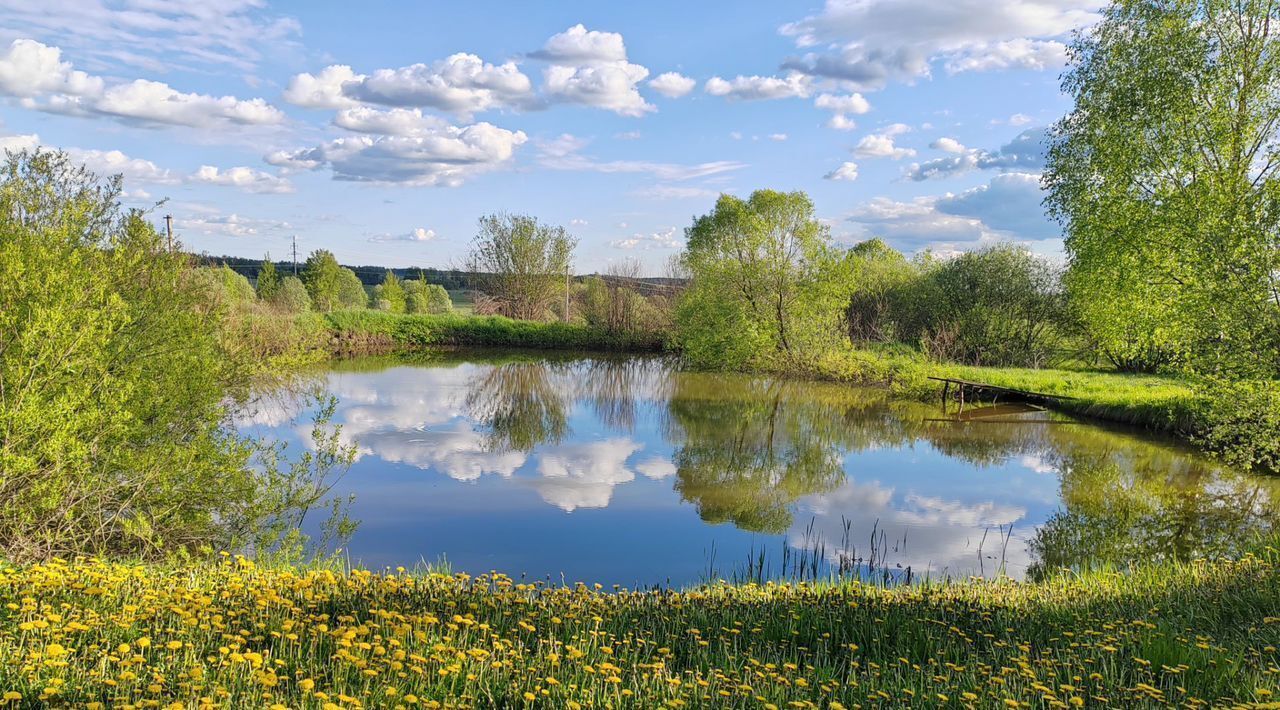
[0, 0, 1100, 273]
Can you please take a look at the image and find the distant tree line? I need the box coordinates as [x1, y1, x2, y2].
[193, 250, 455, 316]
[194, 254, 475, 290]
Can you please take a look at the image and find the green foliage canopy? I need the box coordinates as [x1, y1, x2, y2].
[256, 257, 280, 300]
[373, 270, 405, 313]
[0, 149, 349, 560]
[404, 280, 453, 314]
[1045, 0, 1280, 376]
[301, 249, 344, 312]
[271, 275, 312, 313]
[466, 213, 576, 321]
[336, 267, 368, 310]
[0, 151, 253, 558]
[675, 190, 851, 368]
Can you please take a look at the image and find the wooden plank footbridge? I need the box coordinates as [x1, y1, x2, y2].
[928, 376, 1077, 417]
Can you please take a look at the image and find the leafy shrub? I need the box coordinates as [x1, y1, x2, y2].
[189, 265, 256, 306]
[256, 258, 281, 300]
[1193, 380, 1280, 473]
[424, 283, 453, 314]
[336, 267, 368, 310]
[270, 276, 312, 313]
[580, 261, 670, 344]
[844, 239, 920, 343]
[301, 250, 344, 311]
[404, 280, 453, 314]
[0, 149, 339, 560]
[323, 311, 665, 352]
[372, 271, 405, 313]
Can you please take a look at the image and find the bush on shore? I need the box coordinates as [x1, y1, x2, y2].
[0, 149, 344, 562]
[323, 310, 666, 353]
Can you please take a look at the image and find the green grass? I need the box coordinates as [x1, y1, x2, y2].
[1, 546, 1277, 708]
[446, 290, 475, 317]
[322, 310, 665, 353]
[797, 347, 1202, 438]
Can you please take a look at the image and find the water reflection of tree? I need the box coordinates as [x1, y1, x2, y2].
[581, 357, 673, 434]
[904, 409, 1280, 580]
[464, 357, 669, 450]
[1026, 446, 1280, 581]
[665, 375, 883, 533]
[466, 363, 572, 451]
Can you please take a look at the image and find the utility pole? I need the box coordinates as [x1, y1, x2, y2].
[563, 261, 571, 323]
[164, 214, 173, 252]
[292, 235, 298, 276]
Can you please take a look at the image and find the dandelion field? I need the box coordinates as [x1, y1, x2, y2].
[0, 550, 1278, 709]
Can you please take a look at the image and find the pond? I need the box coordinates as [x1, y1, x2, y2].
[240, 352, 1280, 587]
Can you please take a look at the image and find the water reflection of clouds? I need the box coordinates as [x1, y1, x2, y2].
[532, 439, 643, 511]
[1018, 453, 1059, 475]
[356, 424, 527, 481]
[790, 478, 1032, 579]
[635, 456, 677, 479]
[313, 364, 676, 510]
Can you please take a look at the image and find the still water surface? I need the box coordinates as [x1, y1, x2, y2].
[240, 352, 1280, 586]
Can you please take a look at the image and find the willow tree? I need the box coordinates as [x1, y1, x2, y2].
[675, 190, 850, 368]
[466, 213, 576, 321]
[1045, 0, 1280, 376]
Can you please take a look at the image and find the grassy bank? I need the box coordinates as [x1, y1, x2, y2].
[800, 348, 1202, 437]
[321, 310, 664, 355]
[1, 550, 1277, 708]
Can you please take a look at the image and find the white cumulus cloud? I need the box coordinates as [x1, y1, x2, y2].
[648, 71, 696, 98]
[341, 53, 535, 119]
[853, 123, 915, 159]
[532, 24, 628, 63]
[369, 227, 439, 243]
[267, 122, 528, 186]
[0, 39, 284, 129]
[283, 64, 364, 109]
[780, 0, 1102, 90]
[824, 161, 860, 181]
[188, 165, 293, 194]
[704, 73, 811, 100]
[611, 227, 682, 250]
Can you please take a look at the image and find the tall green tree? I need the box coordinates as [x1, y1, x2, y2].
[675, 190, 850, 368]
[466, 213, 575, 321]
[1045, 0, 1280, 376]
[257, 256, 280, 300]
[336, 267, 367, 310]
[301, 249, 343, 312]
[373, 270, 406, 313]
